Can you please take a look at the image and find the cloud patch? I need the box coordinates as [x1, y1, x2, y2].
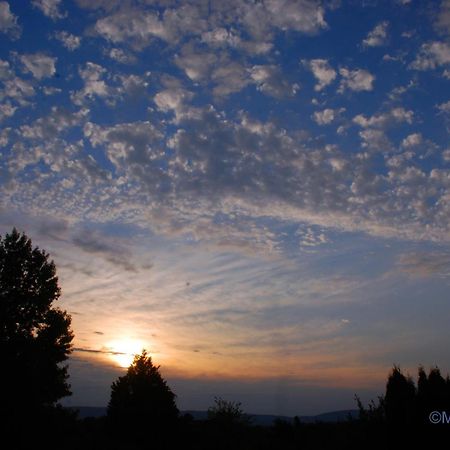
[338, 68, 375, 93]
[362, 21, 389, 47]
[0, 1, 21, 39]
[72, 230, 138, 272]
[55, 31, 81, 50]
[19, 53, 57, 79]
[410, 41, 450, 70]
[303, 59, 336, 91]
[32, 0, 67, 20]
[398, 252, 450, 277]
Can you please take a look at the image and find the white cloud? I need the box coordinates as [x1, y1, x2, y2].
[363, 21, 389, 47]
[107, 48, 136, 64]
[0, 102, 16, 122]
[303, 59, 336, 91]
[339, 68, 375, 93]
[19, 53, 57, 79]
[0, 58, 13, 80]
[71, 62, 111, 105]
[297, 226, 328, 247]
[401, 133, 422, 148]
[312, 108, 344, 125]
[0, 127, 9, 147]
[154, 88, 194, 121]
[32, 0, 66, 20]
[94, 8, 173, 48]
[174, 44, 218, 82]
[155, 89, 190, 112]
[261, 0, 327, 35]
[387, 80, 415, 101]
[358, 129, 392, 151]
[0, 1, 21, 39]
[0, 62, 36, 110]
[1, 77, 35, 104]
[116, 74, 148, 98]
[410, 41, 450, 70]
[353, 107, 414, 128]
[437, 100, 450, 113]
[212, 61, 252, 97]
[82, 120, 166, 194]
[435, 0, 450, 37]
[443, 149, 450, 162]
[4, 100, 450, 248]
[201, 27, 241, 48]
[19, 107, 87, 141]
[250, 65, 299, 98]
[175, 47, 298, 99]
[42, 86, 62, 96]
[88, 0, 328, 54]
[55, 31, 81, 50]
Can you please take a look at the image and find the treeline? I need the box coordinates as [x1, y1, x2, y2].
[357, 365, 450, 425]
[27, 360, 450, 450]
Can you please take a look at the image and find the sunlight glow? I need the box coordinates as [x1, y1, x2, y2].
[107, 338, 145, 368]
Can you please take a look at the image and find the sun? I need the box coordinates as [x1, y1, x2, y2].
[107, 338, 145, 368]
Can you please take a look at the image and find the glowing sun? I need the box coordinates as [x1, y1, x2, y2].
[107, 338, 145, 368]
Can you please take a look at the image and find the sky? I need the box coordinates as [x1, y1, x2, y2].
[1, 0, 450, 416]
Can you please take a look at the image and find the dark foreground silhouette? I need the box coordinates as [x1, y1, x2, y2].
[2, 228, 450, 448]
[10, 359, 450, 449]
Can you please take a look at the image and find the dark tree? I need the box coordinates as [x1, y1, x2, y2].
[384, 365, 416, 425]
[207, 396, 249, 426]
[0, 229, 73, 419]
[107, 350, 179, 437]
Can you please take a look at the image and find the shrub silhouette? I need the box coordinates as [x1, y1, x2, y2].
[107, 350, 179, 439]
[0, 228, 73, 422]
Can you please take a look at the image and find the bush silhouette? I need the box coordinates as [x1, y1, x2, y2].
[0, 228, 73, 423]
[107, 350, 179, 439]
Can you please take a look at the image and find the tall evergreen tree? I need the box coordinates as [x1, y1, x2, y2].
[384, 366, 416, 425]
[108, 350, 179, 436]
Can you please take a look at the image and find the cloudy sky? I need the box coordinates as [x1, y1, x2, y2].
[1, 0, 450, 416]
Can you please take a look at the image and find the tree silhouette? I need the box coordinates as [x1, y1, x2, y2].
[358, 364, 450, 430]
[384, 366, 416, 425]
[107, 350, 179, 438]
[0, 228, 73, 420]
[207, 396, 249, 426]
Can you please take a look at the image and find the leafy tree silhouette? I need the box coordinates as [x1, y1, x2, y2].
[107, 350, 179, 441]
[207, 396, 250, 425]
[0, 228, 73, 423]
[207, 397, 250, 449]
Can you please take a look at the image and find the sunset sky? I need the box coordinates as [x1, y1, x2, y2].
[1, 0, 450, 416]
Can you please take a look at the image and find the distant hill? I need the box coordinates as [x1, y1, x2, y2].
[72, 406, 358, 424]
[182, 409, 358, 425]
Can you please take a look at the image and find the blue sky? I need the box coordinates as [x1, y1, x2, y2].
[1, 0, 450, 415]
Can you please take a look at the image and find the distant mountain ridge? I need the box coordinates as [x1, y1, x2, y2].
[71, 406, 358, 425]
